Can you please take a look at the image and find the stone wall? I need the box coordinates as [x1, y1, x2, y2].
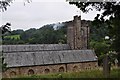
[81, 27, 89, 49]
[67, 62, 98, 72]
[73, 16, 81, 49]
[67, 15, 90, 50]
[67, 21, 74, 49]
[3, 61, 98, 78]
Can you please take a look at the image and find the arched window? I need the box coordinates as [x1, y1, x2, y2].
[59, 67, 64, 72]
[73, 66, 78, 72]
[44, 68, 50, 73]
[10, 71, 16, 77]
[28, 69, 34, 75]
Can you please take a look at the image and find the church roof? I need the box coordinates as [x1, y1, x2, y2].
[2, 44, 70, 53]
[2, 44, 97, 68]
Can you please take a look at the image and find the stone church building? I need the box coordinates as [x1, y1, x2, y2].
[2, 15, 98, 78]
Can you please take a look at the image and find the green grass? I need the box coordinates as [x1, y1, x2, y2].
[4, 35, 20, 40]
[2, 68, 119, 80]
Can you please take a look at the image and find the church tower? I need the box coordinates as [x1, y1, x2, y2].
[67, 15, 89, 49]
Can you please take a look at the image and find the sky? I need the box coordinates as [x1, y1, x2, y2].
[1, 0, 101, 30]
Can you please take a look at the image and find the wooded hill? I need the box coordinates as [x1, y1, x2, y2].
[3, 23, 67, 44]
[2, 20, 108, 45]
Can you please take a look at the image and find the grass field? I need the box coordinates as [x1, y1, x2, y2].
[2, 67, 119, 80]
[4, 35, 20, 40]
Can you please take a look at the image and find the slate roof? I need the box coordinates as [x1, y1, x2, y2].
[2, 44, 97, 68]
[2, 44, 70, 53]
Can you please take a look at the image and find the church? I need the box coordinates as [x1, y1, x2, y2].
[2, 15, 98, 78]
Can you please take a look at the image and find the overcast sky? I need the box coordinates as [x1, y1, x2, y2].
[1, 0, 101, 30]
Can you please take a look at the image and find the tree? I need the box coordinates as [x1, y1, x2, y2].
[0, 23, 11, 72]
[0, 0, 12, 12]
[0, 23, 11, 34]
[68, 0, 120, 66]
[0, 0, 31, 12]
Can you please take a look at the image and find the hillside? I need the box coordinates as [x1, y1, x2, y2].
[3, 23, 67, 44]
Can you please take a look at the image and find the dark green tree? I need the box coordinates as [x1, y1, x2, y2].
[0, 23, 11, 72]
[0, 23, 11, 34]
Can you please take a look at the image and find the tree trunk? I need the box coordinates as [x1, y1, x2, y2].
[103, 54, 110, 78]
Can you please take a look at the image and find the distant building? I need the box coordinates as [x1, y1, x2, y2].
[2, 15, 98, 78]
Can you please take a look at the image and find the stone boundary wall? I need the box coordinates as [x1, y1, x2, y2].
[3, 62, 98, 78]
